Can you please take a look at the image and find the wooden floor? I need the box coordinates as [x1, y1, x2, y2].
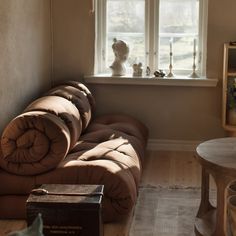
[0, 150, 207, 236]
[142, 150, 202, 188]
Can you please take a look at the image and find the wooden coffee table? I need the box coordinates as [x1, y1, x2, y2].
[195, 137, 236, 236]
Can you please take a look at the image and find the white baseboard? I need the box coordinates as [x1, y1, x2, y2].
[147, 139, 202, 152]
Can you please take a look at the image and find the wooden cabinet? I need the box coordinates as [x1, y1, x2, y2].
[222, 43, 236, 135]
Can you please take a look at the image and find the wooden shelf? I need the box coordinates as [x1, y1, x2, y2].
[222, 43, 236, 134]
[227, 72, 236, 77]
[223, 124, 236, 132]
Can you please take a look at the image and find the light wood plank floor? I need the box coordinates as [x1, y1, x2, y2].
[0, 150, 208, 236]
[142, 150, 202, 188]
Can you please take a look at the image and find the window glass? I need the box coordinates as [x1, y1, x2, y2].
[107, 0, 145, 70]
[159, 0, 199, 71]
[97, 0, 206, 76]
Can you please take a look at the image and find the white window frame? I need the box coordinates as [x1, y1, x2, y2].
[95, 0, 208, 77]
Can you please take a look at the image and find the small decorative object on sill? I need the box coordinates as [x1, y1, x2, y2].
[167, 39, 174, 78]
[154, 70, 165, 78]
[146, 66, 151, 76]
[133, 62, 143, 76]
[110, 38, 129, 76]
[189, 38, 200, 78]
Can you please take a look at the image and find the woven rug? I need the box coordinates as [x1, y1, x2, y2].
[129, 185, 216, 236]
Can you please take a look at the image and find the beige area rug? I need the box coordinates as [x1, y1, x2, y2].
[129, 185, 216, 236]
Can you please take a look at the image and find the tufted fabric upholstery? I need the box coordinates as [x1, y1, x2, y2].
[0, 111, 71, 175]
[0, 81, 148, 222]
[45, 84, 94, 131]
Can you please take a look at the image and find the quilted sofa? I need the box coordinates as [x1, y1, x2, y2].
[0, 81, 148, 222]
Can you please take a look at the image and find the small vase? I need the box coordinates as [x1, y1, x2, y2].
[228, 109, 236, 125]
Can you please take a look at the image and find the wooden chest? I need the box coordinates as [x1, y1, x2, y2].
[26, 184, 104, 236]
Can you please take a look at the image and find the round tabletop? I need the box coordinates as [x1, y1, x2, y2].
[196, 137, 236, 176]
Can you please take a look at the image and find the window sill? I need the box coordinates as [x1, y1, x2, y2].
[84, 74, 218, 87]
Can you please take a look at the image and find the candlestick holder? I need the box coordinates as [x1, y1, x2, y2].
[167, 52, 174, 77]
[189, 51, 199, 78]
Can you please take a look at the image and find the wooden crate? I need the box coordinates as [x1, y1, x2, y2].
[26, 184, 104, 236]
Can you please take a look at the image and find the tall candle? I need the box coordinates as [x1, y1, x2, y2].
[170, 39, 173, 53]
[194, 38, 196, 53]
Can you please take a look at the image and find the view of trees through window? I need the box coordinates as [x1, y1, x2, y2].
[159, 0, 199, 70]
[107, 0, 145, 71]
[106, 0, 199, 74]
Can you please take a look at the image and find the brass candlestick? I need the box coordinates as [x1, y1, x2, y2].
[167, 52, 174, 78]
[189, 51, 199, 78]
[189, 39, 199, 78]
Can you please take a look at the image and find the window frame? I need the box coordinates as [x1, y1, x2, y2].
[95, 0, 208, 77]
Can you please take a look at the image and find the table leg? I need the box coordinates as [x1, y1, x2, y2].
[213, 174, 231, 236]
[197, 167, 215, 218]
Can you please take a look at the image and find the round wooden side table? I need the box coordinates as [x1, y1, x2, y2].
[195, 137, 236, 236]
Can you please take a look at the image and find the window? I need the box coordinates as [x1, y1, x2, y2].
[95, 0, 208, 77]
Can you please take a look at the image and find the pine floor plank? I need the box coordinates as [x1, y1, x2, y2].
[141, 150, 203, 188]
[0, 220, 26, 236]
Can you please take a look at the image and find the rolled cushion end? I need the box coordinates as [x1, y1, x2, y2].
[0, 111, 71, 175]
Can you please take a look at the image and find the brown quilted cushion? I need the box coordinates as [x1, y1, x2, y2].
[46, 85, 92, 131]
[24, 95, 82, 149]
[0, 113, 148, 221]
[0, 111, 70, 175]
[0, 81, 148, 222]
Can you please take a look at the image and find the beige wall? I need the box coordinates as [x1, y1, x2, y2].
[0, 0, 52, 132]
[52, 0, 95, 83]
[52, 0, 236, 140]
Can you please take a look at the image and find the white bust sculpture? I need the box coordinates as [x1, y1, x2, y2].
[110, 38, 129, 76]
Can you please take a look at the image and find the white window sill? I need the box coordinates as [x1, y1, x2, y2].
[84, 74, 218, 87]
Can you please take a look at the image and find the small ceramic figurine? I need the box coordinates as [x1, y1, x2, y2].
[146, 66, 151, 76]
[133, 62, 143, 76]
[110, 38, 129, 76]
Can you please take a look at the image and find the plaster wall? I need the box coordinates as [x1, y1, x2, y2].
[0, 0, 52, 132]
[52, 0, 236, 140]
